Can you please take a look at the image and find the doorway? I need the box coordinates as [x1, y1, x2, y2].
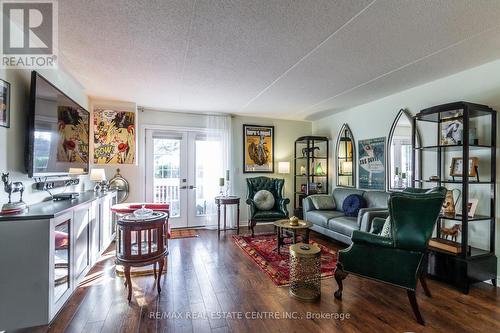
[145, 129, 222, 228]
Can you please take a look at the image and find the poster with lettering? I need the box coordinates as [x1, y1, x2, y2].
[56, 106, 89, 163]
[93, 108, 135, 164]
[358, 137, 385, 190]
[243, 124, 274, 173]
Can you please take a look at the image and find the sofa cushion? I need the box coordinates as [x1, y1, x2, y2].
[363, 190, 389, 208]
[332, 188, 365, 209]
[253, 190, 275, 210]
[306, 210, 344, 228]
[342, 194, 366, 217]
[310, 195, 336, 210]
[329, 216, 358, 236]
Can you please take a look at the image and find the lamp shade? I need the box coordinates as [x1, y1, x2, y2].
[278, 161, 290, 174]
[90, 169, 106, 181]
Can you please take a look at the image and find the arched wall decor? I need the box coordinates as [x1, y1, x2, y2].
[335, 124, 355, 188]
[387, 108, 421, 191]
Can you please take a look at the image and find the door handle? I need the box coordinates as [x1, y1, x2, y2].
[189, 185, 197, 189]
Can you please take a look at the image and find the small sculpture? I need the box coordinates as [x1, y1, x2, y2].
[1, 172, 27, 213]
[301, 146, 320, 157]
[441, 224, 461, 242]
[289, 216, 299, 226]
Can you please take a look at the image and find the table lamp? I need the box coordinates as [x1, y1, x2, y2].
[90, 169, 106, 192]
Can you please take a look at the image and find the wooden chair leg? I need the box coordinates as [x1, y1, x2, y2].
[419, 272, 432, 297]
[157, 258, 164, 294]
[124, 266, 132, 302]
[407, 290, 425, 325]
[334, 263, 348, 300]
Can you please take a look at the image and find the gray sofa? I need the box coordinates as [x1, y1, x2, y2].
[303, 188, 389, 244]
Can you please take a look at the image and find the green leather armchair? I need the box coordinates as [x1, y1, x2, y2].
[334, 187, 446, 325]
[246, 176, 290, 237]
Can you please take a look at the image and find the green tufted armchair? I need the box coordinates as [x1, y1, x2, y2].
[246, 176, 290, 237]
[334, 187, 446, 325]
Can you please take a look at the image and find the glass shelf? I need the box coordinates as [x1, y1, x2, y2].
[413, 144, 494, 151]
[439, 214, 492, 222]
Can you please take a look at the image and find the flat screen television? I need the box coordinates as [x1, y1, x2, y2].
[27, 71, 90, 177]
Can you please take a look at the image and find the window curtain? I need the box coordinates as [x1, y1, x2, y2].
[204, 114, 233, 226]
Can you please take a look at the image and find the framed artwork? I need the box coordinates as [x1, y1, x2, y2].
[243, 124, 274, 173]
[440, 116, 463, 145]
[359, 137, 385, 190]
[93, 108, 136, 164]
[449, 157, 478, 177]
[0, 79, 11, 128]
[467, 199, 479, 218]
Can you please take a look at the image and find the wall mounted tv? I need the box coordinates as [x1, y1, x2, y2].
[27, 71, 90, 177]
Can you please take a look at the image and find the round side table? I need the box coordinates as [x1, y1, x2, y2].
[289, 243, 321, 302]
[116, 211, 168, 301]
[215, 196, 240, 236]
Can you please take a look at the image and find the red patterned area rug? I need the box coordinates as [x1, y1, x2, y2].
[232, 233, 336, 286]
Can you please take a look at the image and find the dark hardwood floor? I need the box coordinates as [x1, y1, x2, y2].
[15, 225, 500, 333]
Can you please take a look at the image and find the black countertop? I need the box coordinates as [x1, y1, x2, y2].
[0, 190, 116, 222]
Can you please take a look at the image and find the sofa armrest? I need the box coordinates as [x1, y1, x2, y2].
[351, 230, 393, 248]
[357, 208, 389, 231]
[302, 196, 315, 213]
[370, 217, 386, 234]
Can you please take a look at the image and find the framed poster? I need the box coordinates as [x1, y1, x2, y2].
[0, 79, 11, 128]
[440, 116, 463, 145]
[243, 124, 274, 173]
[359, 137, 385, 190]
[93, 108, 136, 164]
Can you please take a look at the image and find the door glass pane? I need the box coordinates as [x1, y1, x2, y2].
[153, 138, 181, 217]
[54, 220, 70, 301]
[195, 139, 221, 217]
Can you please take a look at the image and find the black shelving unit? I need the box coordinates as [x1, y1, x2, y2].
[294, 136, 329, 218]
[412, 101, 497, 293]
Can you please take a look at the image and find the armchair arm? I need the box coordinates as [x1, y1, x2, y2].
[370, 217, 386, 234]
[246, 198, 257, 217]
[357, 208, 389, 231]
[277, 197, 290, 217]
[351, 230, 394, 248]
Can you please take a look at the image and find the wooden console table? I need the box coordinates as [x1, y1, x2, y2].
[215, 196, 240, 236]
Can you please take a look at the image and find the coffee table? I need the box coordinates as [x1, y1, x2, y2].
[273, 219, 313, 255]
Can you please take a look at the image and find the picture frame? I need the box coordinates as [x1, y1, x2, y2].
[449, 157, 479, 177]
[243, 124, 274, 173]
[440, 116, 463, 145]
[358, 137, 385, 190]
[300, 184, 306, 193]
[467, 199, 479, 218]
[0, 79, 11, 128]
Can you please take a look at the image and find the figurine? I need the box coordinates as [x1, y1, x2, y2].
[1, 172, 27, 213]
[441, 224, 461, 242]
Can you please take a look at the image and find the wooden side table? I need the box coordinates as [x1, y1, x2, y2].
[116, 212, 168, 301]
[274, 219, 313, 255]
[215, 196, 240, 236]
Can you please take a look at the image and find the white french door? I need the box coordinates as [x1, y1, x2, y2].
[145, 129, 220, 228]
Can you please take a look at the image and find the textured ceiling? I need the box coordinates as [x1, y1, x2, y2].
[58, 0, 500, 120]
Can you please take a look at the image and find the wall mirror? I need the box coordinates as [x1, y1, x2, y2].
[336, 124, 355, 187]
[387, 108, 420, 191]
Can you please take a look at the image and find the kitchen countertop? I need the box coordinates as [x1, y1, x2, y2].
[0, 190, 116, 222]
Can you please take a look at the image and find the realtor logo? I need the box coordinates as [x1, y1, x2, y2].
[1, 0, 58, 68]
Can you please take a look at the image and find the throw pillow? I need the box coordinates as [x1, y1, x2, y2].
[342, 194, 366, 217]
[310, 195, 336, 210]
[253, 190, 275, 210]
[380, 216, 392, 238]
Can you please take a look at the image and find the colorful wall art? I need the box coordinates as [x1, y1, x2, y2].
[358, 137, 385, 190]
[243, 124, 274, 173]
[93, 108, 135, 164]
[57, 106, 89, 163]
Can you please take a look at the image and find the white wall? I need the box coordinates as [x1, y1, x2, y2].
[312, 59, 500, 284]
[232, 115, 312, 222]
[0, 67, 90, 205]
